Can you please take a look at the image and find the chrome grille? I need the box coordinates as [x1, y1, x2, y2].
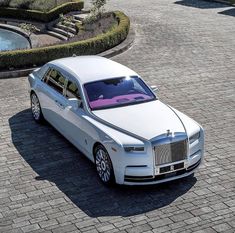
[154, 139, 187, 165]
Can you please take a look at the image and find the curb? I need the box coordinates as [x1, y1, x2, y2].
[100, 26, 135, 58]
[0, 26, 135, 79]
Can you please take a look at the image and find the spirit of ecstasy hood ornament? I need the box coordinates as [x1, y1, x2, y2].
[167, 129, 171, 137]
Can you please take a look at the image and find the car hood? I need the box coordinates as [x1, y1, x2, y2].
[92, 100, 186, 140]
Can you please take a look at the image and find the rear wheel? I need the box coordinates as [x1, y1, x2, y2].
[31, 93, 44, 123]
[94, 145, 115, 186]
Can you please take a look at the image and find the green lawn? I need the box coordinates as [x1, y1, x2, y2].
[0, 0, 77, 11]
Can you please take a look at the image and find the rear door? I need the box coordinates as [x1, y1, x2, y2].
[39, 67, 67, 130]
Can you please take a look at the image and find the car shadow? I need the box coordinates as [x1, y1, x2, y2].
[9, 109, 197, 217]
[218, 8, 235, 16]
[175, 0, 228, 9]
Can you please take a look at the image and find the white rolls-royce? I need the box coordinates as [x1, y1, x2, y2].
[28, 56, 204, 185]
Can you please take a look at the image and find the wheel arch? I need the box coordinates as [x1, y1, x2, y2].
[92, 142, 104, 160]
[30, 90, 36, 96]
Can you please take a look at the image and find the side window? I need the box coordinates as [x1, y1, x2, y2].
[44, 68, 66, 95]
[66, 80, 81, 100]
[36, 65, 48, 79]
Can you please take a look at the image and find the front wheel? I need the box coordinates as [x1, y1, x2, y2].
[31, 93, 44, 123]
[95, 145, 115, 186]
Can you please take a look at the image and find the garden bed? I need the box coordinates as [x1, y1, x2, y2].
[0, 11, 130, 70]
[61, 12, 118, 44]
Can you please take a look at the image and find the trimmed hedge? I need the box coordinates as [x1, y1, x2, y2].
[0, 11, 130, 70]
[0, 1, 84, 22]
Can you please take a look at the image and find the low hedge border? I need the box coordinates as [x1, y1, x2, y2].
[0, 0, 84, 23]
[0, 11, 130, 70]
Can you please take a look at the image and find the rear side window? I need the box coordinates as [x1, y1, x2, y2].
[44, 68, 66, 95]
[66, 80, 81, 100]
[36, 65, 48, 78]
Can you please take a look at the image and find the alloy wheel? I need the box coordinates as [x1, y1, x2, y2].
[95, 147, 113, 183]
[31, 93, 42, 122]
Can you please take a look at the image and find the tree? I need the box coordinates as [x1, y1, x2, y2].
[84, 0, 108, 25]
[91, 0, 107, 15]
[19, 23, 38, 48]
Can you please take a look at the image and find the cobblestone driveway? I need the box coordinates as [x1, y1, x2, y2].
[0, 0, 235, 232]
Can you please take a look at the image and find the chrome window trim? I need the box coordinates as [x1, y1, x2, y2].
[42, 66, 67, 96]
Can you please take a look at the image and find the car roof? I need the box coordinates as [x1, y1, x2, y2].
[49, 56, 138, 84]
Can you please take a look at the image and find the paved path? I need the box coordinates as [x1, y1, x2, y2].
[0, 0, 235, 232]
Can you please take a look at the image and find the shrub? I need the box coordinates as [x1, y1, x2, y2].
[0, 0, 78, 11]
[0, 0, 84, 22]
[19, 23, 39, 48]
[0, 11, 130, 70]
[0, 0, 11, 7]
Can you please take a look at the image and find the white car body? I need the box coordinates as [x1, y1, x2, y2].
[28, 56, 204, 185]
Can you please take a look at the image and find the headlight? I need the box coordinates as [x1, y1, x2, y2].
[189, 132, 200, 144]
[124, 146, 145, 152]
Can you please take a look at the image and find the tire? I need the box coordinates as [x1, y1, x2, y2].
[30, 92, 44, 123]
[94, 145, 115, 186]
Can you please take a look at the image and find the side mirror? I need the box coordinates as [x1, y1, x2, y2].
[150, 85, 159, 92]
[68, 98, 82, 110]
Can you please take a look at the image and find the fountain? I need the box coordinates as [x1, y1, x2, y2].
[0, 28, 30, 51]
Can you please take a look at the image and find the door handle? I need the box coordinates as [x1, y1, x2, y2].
[55, 100, 65, 109]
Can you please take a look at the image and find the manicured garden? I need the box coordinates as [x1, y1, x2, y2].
[0, 0, 131, 70]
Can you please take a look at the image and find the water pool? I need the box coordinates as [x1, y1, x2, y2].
[0, 28, 30, 51]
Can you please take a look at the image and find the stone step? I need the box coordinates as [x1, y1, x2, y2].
[50, 27, 74, 38]
[72, 18, 81, 24]
[46, 30, 67, 40]
[74, 13, 89, 21]
[63, 21, 76, 29]
[56, 23, 77, 34]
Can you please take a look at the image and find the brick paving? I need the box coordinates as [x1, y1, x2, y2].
[0, 0, 235, 232]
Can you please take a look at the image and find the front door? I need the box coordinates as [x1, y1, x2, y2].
[61, 78, 89, 154]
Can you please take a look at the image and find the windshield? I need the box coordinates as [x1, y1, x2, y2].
[84, 76, 156, 110]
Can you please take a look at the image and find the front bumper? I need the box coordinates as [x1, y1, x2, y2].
[110, 129, 204, 185]
[123, 158, 201, 185]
